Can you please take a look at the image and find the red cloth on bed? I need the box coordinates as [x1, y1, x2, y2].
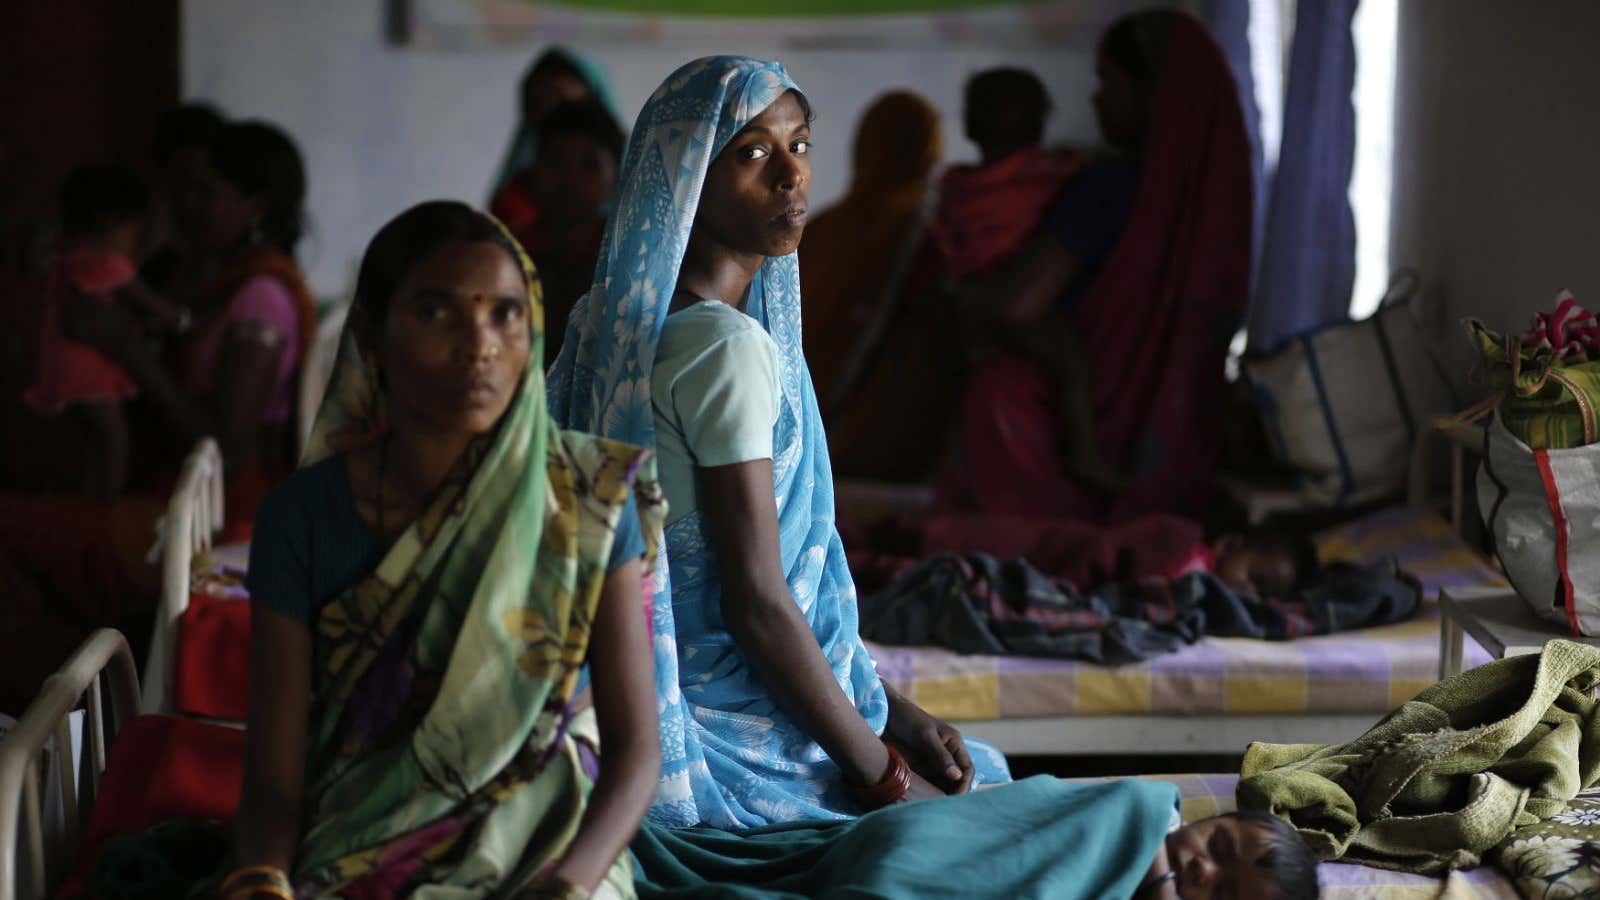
[174, 593, 251, 720]
[940, 12, 1253, 522]
[59, 715, 245, 897]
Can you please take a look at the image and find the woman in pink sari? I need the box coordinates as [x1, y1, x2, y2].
[0, 121, 313, 714]
[937, 10, 1252, 522]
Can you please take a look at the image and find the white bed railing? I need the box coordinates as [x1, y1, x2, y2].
[0, 629, 139, 900]
[141, 438, 226, 714]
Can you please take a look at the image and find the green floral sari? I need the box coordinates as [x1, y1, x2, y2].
[292, 221, 663, 898]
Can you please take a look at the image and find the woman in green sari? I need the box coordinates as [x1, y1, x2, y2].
[229, 201, 663, 899]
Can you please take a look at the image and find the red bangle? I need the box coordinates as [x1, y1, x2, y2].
[850, 743, 912, 810]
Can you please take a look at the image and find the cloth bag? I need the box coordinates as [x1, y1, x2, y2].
[1246, 270, 1457, 506]
[1471, 299, 1600, 636]
[1478, 413, 1600, 635]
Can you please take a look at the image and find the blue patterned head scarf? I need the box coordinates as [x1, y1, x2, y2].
[546, 56, 890, 829]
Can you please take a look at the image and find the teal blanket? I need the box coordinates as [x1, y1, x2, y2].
[631, 776, 1177, 899]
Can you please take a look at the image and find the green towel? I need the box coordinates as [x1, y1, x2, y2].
[1237, 640, 1600, 873]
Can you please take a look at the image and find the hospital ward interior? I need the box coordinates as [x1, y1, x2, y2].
[6, 0, 1600, 897]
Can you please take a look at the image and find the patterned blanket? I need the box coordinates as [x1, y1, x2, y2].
[860, 555, 1420, 664]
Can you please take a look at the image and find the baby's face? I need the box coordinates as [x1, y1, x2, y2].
[1212, 540, 1300, 599]
[1164, 817, 1281, 899]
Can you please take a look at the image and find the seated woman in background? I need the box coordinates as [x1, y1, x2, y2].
[0, 120, 315, 713]
[550, 55, 1010, 832]
[230, 201, 661, 898]
[798, 91, 956, 483]
[937, 9, 1253, 523]
[490, 47, 621, 234]
[931, 68, 1120, 492]
[515, 99, 625, 366]
[67, 119, 318, 520]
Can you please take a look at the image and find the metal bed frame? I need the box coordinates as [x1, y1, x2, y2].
[0, 630, 140, 900]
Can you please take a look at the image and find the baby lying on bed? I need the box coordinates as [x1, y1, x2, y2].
[1142, 810, 1319, 899]
[850, 512, 1411, 664]
[853, 512, 1320, 598]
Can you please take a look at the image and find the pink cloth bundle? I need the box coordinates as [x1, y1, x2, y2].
[1523, 290, 1600, 362]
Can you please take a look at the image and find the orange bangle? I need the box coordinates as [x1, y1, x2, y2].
[222, 864, 294, 899]
[221, 866, 288, 890]
[226, 886, 294, 900]
[849, 743, 912, 810]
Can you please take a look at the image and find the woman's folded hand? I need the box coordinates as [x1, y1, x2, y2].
[884, 691, 975, 794]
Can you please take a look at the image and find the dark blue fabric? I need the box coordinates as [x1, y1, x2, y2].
[1040, 159, 1142, 314]
[1246, 0, 1358, 351]
[860, 554, 1420, 665]
[247, 454, 644, 626]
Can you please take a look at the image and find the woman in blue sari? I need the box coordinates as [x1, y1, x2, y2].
[548, 55, 1011, 831]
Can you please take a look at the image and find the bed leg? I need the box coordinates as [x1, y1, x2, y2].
[1439, 610, 1464, 680]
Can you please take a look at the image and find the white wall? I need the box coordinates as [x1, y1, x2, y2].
[1390, 0, 1600, 386]
[185, 0, 1110, 298]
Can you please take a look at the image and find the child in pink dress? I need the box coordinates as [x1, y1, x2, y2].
[26, 164, 189, 500]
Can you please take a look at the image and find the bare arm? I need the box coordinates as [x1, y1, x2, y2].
[116, 280, 189, 332]
[699, 460, 941, 798]
[234, 605, 312, 879]
[959, 238, 1098, 448]
[881, 679, 974, 794]
[549, 559, 660, 891]
[211, 326, 287, 465]
[957, 234, 1082, 331]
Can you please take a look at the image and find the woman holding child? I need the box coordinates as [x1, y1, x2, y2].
[938, 9, 1254, 523]
[0, 120, 315, 716]
[61, 119, 317, 519]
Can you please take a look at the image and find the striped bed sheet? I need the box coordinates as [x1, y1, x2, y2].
[1074, 774, 1518, 899]
[870, 506, 1507, 721]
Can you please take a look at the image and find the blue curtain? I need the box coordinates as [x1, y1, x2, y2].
[1246, 0, 1359, 351]
[1206, 0, 1267, 287]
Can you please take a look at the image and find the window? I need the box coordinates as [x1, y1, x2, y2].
[1348, 0, 1397, 317]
